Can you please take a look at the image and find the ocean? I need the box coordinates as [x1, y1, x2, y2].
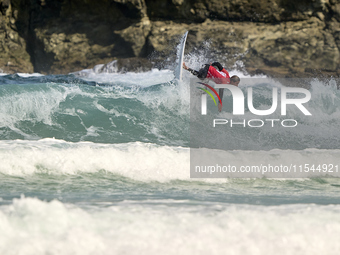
[1, 55, 340, 254]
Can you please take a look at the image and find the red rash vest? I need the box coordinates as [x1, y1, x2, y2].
[206, 66, 230, 84]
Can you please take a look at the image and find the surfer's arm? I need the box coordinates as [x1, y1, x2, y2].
[187, 68, 199, 76]
[183, 63, 199, 76]
[211, 62, 223, 71]
[211, 62, 230, 77]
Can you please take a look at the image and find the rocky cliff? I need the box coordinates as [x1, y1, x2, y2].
[1, 0, 340, 77]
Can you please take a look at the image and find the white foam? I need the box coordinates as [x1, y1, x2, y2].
[0, 72, 45, 77]
[0, 139, 339, 181]
[73, 69, 174, 87]
[16, 73, 45, 77]
[0, 139, 189, 181]
[1, 196, 340, 255]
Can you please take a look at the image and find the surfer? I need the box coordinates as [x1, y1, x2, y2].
[183, 62, 240, 112]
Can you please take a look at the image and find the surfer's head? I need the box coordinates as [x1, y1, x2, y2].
[230, 75, 240, 86]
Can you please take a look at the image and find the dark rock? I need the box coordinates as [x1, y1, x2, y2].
[0, 0, 340, 77]
[0, 0, 33, 73]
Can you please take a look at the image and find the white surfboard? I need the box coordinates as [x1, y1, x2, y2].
[174, 31, 188, 81]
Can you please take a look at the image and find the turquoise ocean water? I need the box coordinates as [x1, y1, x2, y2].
[1, 58, 340, 254]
